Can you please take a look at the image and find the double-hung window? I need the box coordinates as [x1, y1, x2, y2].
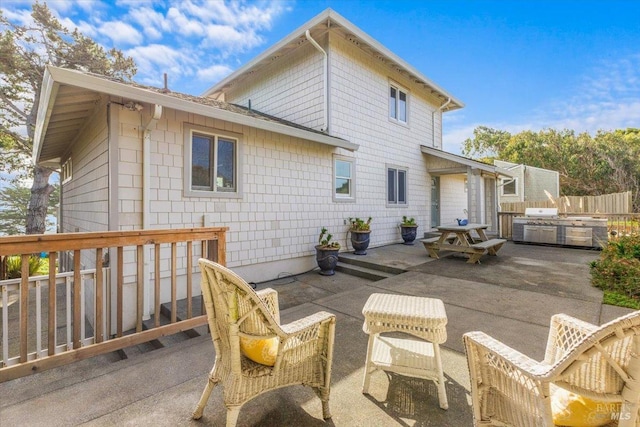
[185, 124, 239, 197]
[387, 166, 407, 205]
[389, 83, 408, 123]
[334, 156, 354, 201]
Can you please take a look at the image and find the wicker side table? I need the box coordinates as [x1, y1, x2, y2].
[361, 293, 448, 409]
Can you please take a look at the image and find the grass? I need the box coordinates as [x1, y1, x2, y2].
[603, 291, 640, 310]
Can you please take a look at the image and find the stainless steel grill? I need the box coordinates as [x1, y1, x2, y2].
[512, 208, 608, 248]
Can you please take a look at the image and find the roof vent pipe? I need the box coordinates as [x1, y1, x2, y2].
[305, 30, 328, 132]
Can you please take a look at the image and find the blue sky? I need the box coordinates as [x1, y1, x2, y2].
[2, 0, 639, 154]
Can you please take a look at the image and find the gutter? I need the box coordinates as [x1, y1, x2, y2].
[305, 30, 328, 132]
[432, 97, 451, 148]
[142, 104, 163, 320]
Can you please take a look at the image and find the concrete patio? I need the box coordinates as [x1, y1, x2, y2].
[1, 241, 633, 426]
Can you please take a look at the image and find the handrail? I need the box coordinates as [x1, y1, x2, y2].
[0, 227, 227, 382]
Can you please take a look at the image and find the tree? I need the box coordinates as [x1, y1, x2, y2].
[0, 2, 136, 234]
[0, 180, 58, 235]
[462, 127, 640, 211]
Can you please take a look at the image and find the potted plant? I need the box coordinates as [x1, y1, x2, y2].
[349, 217, 371, 255]
[400, 216, 418, 245]
[315, 227, 341, 275]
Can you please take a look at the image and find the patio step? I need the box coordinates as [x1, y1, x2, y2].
[336, 254, 404, 281]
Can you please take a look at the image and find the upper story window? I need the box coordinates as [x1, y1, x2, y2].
[334, 155, 355, 201]
[389, 83, 408, 124]
[501, 178, 518, 196]
[387, 166, 407, 205]
[184, 124, 240, 198]
[61, 157, 72, 184]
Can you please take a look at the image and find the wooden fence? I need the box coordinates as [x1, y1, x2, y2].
[500, 191, 633, 214]
[0, 227, 226, 382]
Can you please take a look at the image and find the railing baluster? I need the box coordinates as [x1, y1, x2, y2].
[171, 242, 177, 323]
[73, 250, 81, 349]
[187, 241, 193, 319]
[48, 253, 57, 355]
[154, 244, 160, 327]
[66, 276, 72, 350]
[2, 284, 9, 365]
[117, 246, 123, 338]
[36, 280, 42, 357]
[137, 245, 143, 333]
[20, 254, 29, 363]
[95, 249, 103, 343]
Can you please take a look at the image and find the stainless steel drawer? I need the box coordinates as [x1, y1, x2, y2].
[565, 235, 593, 246]
[565, 227, 593, 238]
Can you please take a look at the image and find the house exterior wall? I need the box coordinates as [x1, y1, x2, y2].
[523, 166, 559, 201]
[224, 38, 325, 131]
[439, 175, 468, 225]
[58, 101, 110, 327]
[495, 160, 560, 203]
[60, 101, 110, 236]
[217, 31, 447, 254]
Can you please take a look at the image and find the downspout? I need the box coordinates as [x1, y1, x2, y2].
[305, 30, 328, 132]
[142, 104, 163, 320]
[432, 97, 451, 148]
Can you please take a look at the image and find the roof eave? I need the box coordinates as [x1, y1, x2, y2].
[420, 145, 500, 174]
[202, 8, 464, 110]
[33, 66, 357, 164]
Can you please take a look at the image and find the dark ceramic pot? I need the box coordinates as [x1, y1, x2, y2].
[350, 230, 371, 255]
[400, 225, 418, 245]
[315, 246, 340, 275]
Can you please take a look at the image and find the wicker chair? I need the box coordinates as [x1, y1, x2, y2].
[464, 311, 640, 427]
[192, 259, 336, 427]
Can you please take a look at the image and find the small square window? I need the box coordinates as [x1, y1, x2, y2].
[502, 178, 517, 196]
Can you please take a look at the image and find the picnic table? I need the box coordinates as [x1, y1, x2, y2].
[421, 223, 506, 264]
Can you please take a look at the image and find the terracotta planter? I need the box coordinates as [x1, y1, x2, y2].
[350, 230, 371, 255]
[315, 246, 340, 275]
[400, 225, 418, 245]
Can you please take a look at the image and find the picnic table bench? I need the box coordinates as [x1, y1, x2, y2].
[421, 224, 506, 264]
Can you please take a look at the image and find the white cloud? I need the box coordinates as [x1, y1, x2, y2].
[167, 7, 204, 37]
[196, 64, 233, 82]
[128, 6, 170, 40]
[98, 21, 143, 45]
[125, 44, 195, 86]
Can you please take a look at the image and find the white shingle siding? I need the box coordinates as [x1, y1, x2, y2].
[61, 102, 110, 235]
[440, 175, 467, 225]
[225, 40, 325, 130]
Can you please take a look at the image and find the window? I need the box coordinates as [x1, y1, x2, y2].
[502, 178, 517, 196]
[334, 156, 354, 201]
[61, 158, 72, 184]
[389, 83, 408, 123]
[185, 124, 240, 197]
[387, 166, 407, 205]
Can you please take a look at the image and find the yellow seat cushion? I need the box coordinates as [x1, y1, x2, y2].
[551, 386, 615, 426]
[240, 336, 279, 366]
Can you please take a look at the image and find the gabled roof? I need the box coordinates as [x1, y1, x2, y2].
[33, 66, 358, 164]
[203, 8, 464, 111]
[421, 146, 514, 177]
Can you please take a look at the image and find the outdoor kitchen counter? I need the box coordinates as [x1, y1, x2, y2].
[422, 223, 506, 264]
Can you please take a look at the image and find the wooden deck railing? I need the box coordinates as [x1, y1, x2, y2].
[497, 212, 639, 240]
[0, 227, 226, 382]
